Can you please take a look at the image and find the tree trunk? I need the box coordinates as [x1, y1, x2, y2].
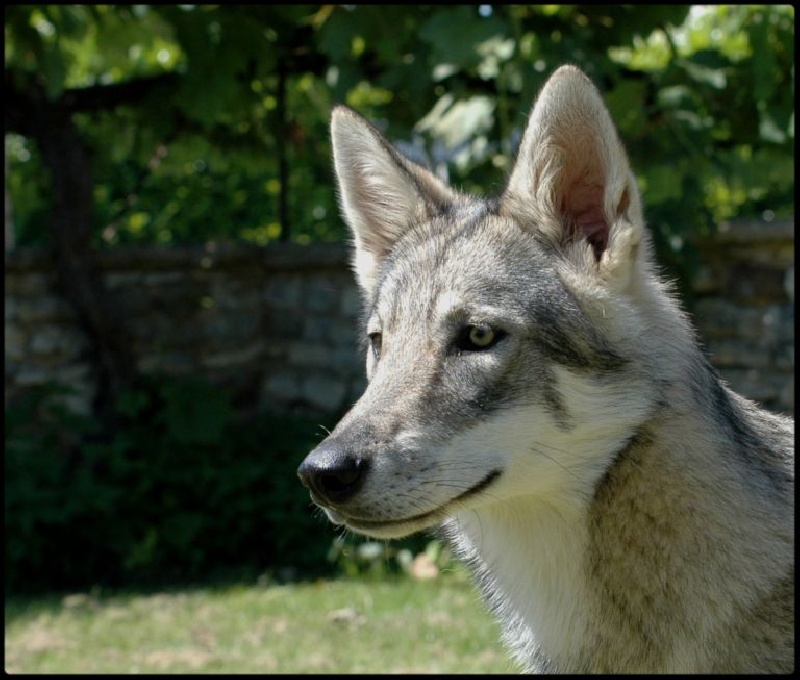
[29, 85, 138, 416]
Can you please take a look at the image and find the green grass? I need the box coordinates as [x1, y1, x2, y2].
[5, 575, 514, 673]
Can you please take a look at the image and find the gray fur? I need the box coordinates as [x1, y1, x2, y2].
[297, 65, 794, 673]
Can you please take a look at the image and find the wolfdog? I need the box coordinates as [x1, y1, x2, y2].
[297, 65, 794, 673]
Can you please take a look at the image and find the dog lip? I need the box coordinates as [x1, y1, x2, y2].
[323, 508, 346, 525]
[338, 468, 503, 529]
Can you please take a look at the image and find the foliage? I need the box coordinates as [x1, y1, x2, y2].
[5, 6, 794, 277]
[5, 378, 339, 593]
[5, 375, 460, 593]
[3, 5, 795, 591]
[326, 533, 450, 580]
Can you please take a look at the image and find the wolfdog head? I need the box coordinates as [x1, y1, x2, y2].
[298, 66, 672, 539]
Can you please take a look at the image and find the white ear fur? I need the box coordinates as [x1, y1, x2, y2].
[501, 66, 644, 284]
[330, 107, 455, 295]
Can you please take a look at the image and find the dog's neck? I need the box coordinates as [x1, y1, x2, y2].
[444, 420, 682, 671]
[444, 491, 590, 671]
[443, 399, 792, 672]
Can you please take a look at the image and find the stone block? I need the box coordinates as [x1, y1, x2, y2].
[726, 263, 788, 304]
[15, 366, 53, 387]
[303, 316, 358, 347]
[777, 376, 794, 414]
[4, 296, 17, 322]
[201, 340, 265, 369]
[5, 271, 57, 297]
[300, 374, 348, 413]
[137, 352, 195, 375]
[29, 325, 88, 361]
[264, 276, 302, 310]
[704, 339, 770, 369]
[340, 285, 363, 318]
[51, 363, 95, 416]
[346, 376, 368, 405]
[261, 369, 303, 403]
[303, 316, 335, 343]
[142, 271, 184, 286]
[203, 310, 263, 343]
[693, 301, 788, 346]
[331, 346, 363, 375]
[15, 295, 78, 323]
[110, 288, 152, 317]
[5, 324, 26, 362]
[288, 342, 332, 368]
[305, 278, 339, 313]
[104, 271, 143, 290]
[717, 367, 784, 404]
[774, 344, 794, 371]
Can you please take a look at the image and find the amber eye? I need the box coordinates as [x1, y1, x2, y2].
[468, 325, 495, 347]
[454, 323, 505, 352]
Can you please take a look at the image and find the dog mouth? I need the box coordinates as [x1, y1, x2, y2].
[323, 469, 503, 538]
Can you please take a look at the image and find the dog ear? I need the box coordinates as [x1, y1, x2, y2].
[500, 66, 645, 284]
[330, 106, 457, 295]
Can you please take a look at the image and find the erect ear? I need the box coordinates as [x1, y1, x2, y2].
[330, 106, 457, 296]
[500, 66, 645, 284]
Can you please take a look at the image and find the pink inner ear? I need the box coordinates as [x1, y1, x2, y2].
[574, 206, 608, 261]
[563, 181, 609, 261]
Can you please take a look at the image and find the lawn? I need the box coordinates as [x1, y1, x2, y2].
[5, 574, 513, 673]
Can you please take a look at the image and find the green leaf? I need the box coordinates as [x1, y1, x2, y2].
[115, 389, 150, 419]
[603, 80, 647, 137]
[642, 165, 684, 204]
[159, 379, 234, 445]
[419, 6, 507, 73]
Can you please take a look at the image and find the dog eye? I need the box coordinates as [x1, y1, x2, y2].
[368, 332, 382, 360]
[455, 324, 505, 352]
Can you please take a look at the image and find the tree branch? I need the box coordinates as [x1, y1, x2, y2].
[60, 72, 181, 114]
[5, 68, 180, 135]
[6, 68, 139, 415]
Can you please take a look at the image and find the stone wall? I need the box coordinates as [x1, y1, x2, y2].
[688, 218, 794, 415]
[4, 218, 794, 418]
[5, 243, 364, 418]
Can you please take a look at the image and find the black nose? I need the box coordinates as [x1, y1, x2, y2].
[297, 440, 368, 505]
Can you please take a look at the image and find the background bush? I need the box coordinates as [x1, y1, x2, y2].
[7, 5, 794, 263]
[4, 4, 794, 595]
[5, 378, 345, 593]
